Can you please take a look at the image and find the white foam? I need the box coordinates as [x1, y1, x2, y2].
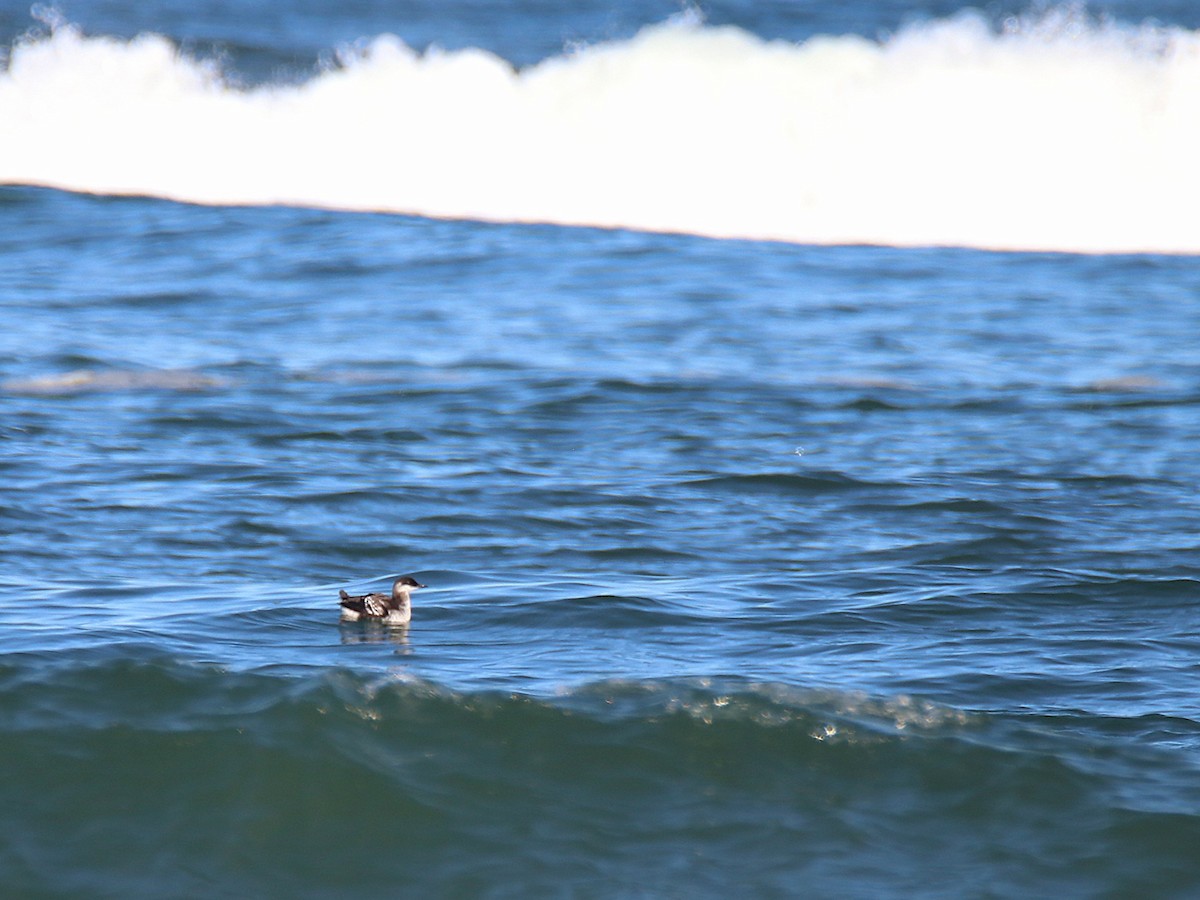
[2, 8, 1197, 253]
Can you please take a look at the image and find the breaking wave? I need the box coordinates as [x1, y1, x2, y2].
[2, 6, 1198, 253]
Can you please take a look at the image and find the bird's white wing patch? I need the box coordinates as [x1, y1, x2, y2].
[364, 595, 387, 617]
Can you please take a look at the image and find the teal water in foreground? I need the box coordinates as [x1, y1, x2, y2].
[6, 656, 1200, 897]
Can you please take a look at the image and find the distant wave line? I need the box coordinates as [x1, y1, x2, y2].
[2, 8, 1198, 254]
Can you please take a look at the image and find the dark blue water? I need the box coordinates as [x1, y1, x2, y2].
[3, 1, 1200, 896]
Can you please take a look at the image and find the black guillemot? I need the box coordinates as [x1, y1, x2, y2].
[338, 576, 425, 625]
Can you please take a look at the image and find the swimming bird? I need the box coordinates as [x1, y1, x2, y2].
[338, 576, 425, 625]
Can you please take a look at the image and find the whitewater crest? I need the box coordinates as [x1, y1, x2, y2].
[1, 7, 1197, 254]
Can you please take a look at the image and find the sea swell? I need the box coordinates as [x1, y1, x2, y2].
[3, 653, 1200, 896]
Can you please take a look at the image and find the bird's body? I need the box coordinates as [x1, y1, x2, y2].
[339, 576, 425, 625]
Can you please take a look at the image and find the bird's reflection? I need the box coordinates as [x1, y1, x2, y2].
[339, 621, 411, 651]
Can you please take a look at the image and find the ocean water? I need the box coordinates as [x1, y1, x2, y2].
[3, 1, 1200, 896]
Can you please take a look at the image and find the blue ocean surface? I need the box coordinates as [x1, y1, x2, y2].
[3, 1, 1200, 896]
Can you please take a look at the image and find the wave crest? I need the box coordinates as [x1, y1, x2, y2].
[2, 7, 1197, 253]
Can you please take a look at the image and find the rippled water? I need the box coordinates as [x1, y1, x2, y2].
[3, 185, 1200, 894]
